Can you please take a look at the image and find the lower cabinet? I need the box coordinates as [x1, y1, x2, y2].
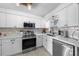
[36, 35, 43, 47]
[2, 38, 22, 56]
[43, 35, 53, 55]
[0, 40, 1, 56]
[77, 47, 79, 56]
[42, 34, 47, 49]
[46, 36, 53, 55]
[0, 46, 1, 56]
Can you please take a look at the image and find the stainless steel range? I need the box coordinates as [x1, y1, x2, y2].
[22, 22, 36, 52]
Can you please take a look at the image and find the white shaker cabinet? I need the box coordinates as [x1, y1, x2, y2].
[15, 16, 26, 28]
[2, 38, 22, 56]
[56, 8, 67, 27]
[46, 36, 53, 55]
[42, 34, 47, 49]
[12, 38, 22, 54]
[6, 14, 25, 28]
[43, 35, 53, 55]
[0, 40, 1, 56]
[0, 45, 1, 56]
[0, 13, 6, 27]
[35, 20, 46, 28]
[6, 14, 18, 27]
[2, 39, 12, 56]
[66, 4, 79, 26]
[36, 35, 43, 47]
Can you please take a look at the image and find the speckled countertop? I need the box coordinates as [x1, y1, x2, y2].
[0, 33, 79, 47]
[47, 35, 79, 47]
[0, 36, 22, 40]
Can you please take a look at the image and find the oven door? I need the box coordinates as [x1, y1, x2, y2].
[22, 38, 36, 50]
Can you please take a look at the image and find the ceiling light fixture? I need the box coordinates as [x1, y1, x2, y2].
[27, 3, 32, 10]
[16, 3, 32, 10]
[16, 3, 20, 6]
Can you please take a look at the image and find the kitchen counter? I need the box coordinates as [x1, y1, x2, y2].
[0, 32, 23, 40]
[0, 35, 36, 40]
[0, 36, 22, 40]
[47, 35, 79, 47]
[0, 33, 79, 47]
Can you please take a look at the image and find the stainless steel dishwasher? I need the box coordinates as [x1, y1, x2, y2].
[53, 39, 75, 56]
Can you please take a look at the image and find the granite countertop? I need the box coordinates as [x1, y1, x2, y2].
[0, 35, 36, 40]
[0, 36, 22, 40]
[47, 35, 79, 47]
[0, 32, 23, 40]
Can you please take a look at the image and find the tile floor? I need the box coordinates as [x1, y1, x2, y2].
[16, 47, 50, 56]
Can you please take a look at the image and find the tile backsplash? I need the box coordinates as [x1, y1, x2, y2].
[0, 28, 48, 37]
[68, 27, 79, 39]
[57, 27, 79, 40]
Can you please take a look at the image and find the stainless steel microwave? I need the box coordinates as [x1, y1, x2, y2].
[23, 22, 35, 28]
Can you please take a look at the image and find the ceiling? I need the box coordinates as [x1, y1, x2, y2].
[0, 3, 60, 17]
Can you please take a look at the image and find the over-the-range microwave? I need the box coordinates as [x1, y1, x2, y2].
[23, 22, 35, 28]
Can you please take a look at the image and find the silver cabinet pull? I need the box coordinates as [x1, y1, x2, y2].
[12, 42, 14, 44]
[10, 39, 15, 44]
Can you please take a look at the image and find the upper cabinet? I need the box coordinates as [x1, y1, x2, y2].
[6, 14, 18, 27]
[0, 8, 45, 28]
[0, 13, 25, 28]
[0, 13, 6, 27]
[55, 8, 67, 27]
[56, 4, 79, 27]
[45, 3, 79, 28]
[6, 14, 26, 28]
[35, 20, 46, 28]
[66, 4, 79, 26]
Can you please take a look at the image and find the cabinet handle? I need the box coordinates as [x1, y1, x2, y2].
[10, 39, 15, 44]
[10, 39, 15, 41]
[12, 42, 14, 44]
[0, 44, 1, 46]
[46, 39, 47, 41]
[10, 40, 12, 41]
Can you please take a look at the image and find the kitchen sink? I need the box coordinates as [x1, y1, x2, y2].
[47, 33, 55, 37]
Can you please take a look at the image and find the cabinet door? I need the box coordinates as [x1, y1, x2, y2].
[35, 20, 46, 28]
[6, 14, 25, 28]
[36, 35, 43, 47]
[6, 14, 18, 27]
[16, 16, 26, 28]
[46, 36, 53, 55]
[12, 38, 22, 54]
[67, 4, 78, 26]
[2, 38, 22, 56]
[0, 46, 1, 56]
[56, 8, 67, 27]
[2, 39, 14, 56]
[43, 35, 47, 49]
[0, 40, 1, 56]
[0, 13, 6, 27]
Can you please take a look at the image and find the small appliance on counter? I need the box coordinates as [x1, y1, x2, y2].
[42, 28, 47, 33]
[58, 30, 64, 36]
[64, 30, 69, 38]
[0, 32, 2, 36]
[58, 29, 69, 38]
